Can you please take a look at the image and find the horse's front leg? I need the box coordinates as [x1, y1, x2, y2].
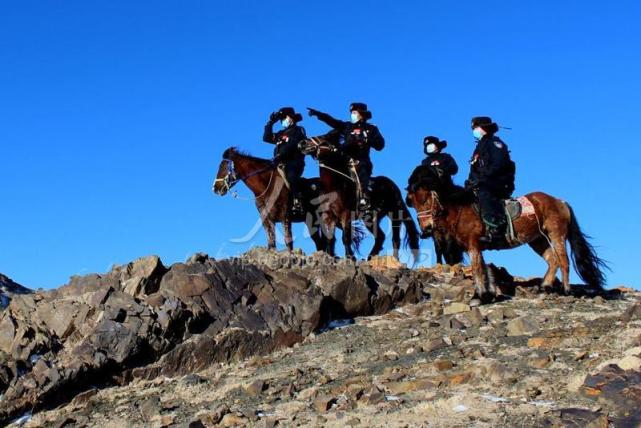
[261, 218, 276, 249]
[341, 215, 354, 259]
[283, 218, 294, 252]
[321, 213, 337, 257]
[469, 245, 492, 303]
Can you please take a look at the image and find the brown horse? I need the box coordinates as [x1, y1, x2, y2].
[301, 132, 420, 262]
[406, 183, 607, 302]
[212, 147, 326, 251]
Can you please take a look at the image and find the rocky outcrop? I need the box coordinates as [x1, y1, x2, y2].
[0, 250, 444, 424]
[16, 263, 639, 428]
[0, 273, 31, 310]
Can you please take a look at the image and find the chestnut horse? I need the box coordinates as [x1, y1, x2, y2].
[406, 184, 607, 301]
[213, 147, 326, 251]
[301, 132, 420, 262]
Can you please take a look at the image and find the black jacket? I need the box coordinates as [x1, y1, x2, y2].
[263, 124, 306, 165]
[467, 135, 515, 196]
[408, 152, 459, 191]
[314, 112, 385, 162]
[421, 152, 458, 177]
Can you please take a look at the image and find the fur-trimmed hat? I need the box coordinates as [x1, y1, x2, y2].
[349, 102, 372, 120]
[423, 136, 448, 150]
[471, 116, 499, 134]
[278, 107, 303, 122]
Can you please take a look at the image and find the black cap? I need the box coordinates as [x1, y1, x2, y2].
[423, 136, 447, 150]
[349, 102, 372, 120]
[471, 116, 499, 134]
[278, 107, 303, 122]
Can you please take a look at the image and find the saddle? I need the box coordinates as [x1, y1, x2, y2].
[474, 196, 536, 246]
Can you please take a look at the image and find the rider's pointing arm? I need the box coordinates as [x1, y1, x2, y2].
[307, 108, 347, 131]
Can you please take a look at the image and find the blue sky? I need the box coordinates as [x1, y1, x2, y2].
[1, 1, 640, 289]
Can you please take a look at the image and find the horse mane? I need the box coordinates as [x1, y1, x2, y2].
[223, 147, 272, 165]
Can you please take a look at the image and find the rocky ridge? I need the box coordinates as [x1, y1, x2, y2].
[0, 249, 639, 427]
[0, 274, 31, 310]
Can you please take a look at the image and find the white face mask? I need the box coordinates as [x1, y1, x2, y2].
[350, 112, 360, 124]
[426, 143, 438, 154]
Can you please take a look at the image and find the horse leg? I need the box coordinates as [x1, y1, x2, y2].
[469, 245, 492, 302]
[367, 214, 386, 260]
[434, 234, 444, 265]
[389, 214, 401, 261]
[549, 232, 571, 295]
[322, 215, 337, 256]
[341, 216, 354, 259]
[283, 218, 294, 252]
[262, 218, 276, 250]
[528, 236, 559, 292]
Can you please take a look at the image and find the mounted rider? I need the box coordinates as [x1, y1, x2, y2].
[307, 102, 385, 210]
[408, 136, 458, 193]
[263, 107, 306, 214]
[464, 116, 516, 246]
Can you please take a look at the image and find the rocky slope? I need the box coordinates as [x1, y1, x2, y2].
[0, 274, 31, 310]
[1, 250, 640, 427]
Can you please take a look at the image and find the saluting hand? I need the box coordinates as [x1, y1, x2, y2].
[269, 111, 280, 123]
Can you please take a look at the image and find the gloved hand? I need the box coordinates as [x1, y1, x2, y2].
[269, 111, 280, 123]
[464, 179, 479, 191]
[307, 107, 320, 117]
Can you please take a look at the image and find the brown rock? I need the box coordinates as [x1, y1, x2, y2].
[385, 378, 439, 394]
[527, 337, 563, 348]
[507, 317, 539, 336]
[313, 395, 336, 412]
[245, 379, 267, 396]
[444, 302, 471, 315]
[433, 359, 454, 372]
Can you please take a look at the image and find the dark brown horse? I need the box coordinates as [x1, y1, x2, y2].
[301, 132, 420, 262]
[406, 183, 608, 302]
[213, 147, 326, 251]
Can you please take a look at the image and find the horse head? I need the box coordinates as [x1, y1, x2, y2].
[407, 186, 444, 238]
[300, 130, 342, 160]
[212, 148, 239, 195]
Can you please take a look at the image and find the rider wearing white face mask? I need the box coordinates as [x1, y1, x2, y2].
[407, 136, 458, 193]
[263, 107, 307, 214]
[306, 102, 385, 210]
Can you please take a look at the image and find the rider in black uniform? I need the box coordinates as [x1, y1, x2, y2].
[464, 116, 516, 246]
[263, 107, 306, 214]
[307, 102, 385, 210]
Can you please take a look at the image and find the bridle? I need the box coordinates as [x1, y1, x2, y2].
[212, 159, 239, 194]
[303, 137, 356, 182]
[212, 158, 275, 199]
[415, 191, 445, 222]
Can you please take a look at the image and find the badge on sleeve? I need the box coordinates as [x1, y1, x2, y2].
[494, 141, 504, 149]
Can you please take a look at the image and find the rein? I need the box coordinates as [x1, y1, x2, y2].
[304, 137, 357, 182]
[213, 158, 277, 200]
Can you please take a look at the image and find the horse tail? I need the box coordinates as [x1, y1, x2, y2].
[566, 203, 608, 289]
[351, 222, 365, 253]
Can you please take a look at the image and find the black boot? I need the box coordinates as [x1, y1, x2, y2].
[291, 194, 303, 215]
[480, 224, 507, 247]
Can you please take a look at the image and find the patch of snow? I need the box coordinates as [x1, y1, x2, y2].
[10, 411, 32, 426]
[481, 394, 509, 403]
[453, 404, 468, 412]
[530, 400, 556, 407]
[320, 319, 354, 332]
[385, 395, 401, 401]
